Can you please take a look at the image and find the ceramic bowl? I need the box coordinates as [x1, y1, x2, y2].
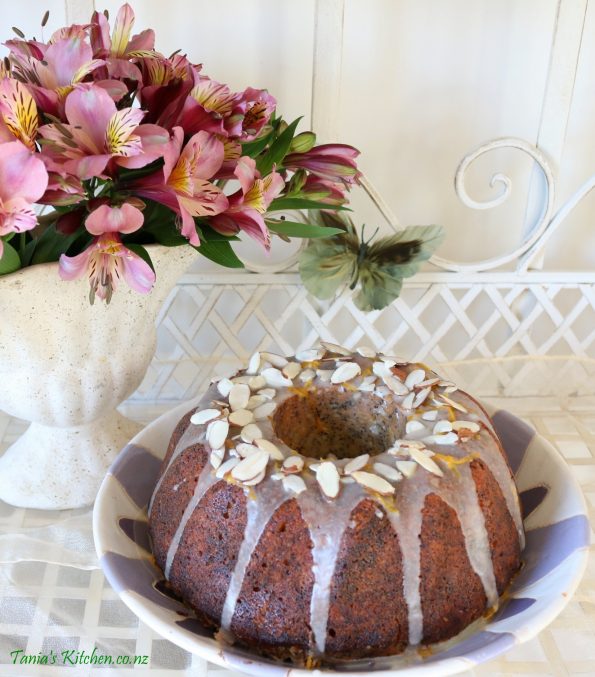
[93, 400, 590, 676]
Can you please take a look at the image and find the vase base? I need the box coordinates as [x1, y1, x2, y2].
[0, 411, 142, 510]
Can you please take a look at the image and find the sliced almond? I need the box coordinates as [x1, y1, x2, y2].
[412, 387, 431, 408]
[381, 354, 408, 365]
[356, 345, 376, 358]
[317, 461, 341, 498]
[246, 394, 267, 410]
[299, 368, 316, 382]
[240, 423, 263, 443]
[383, 374, 409, 395]
[283, 361, 301, 380]
[396, 460, 418, 478]
[343, 454, 370, 475]
[438, 380, 456, 388]
[341, 476, 355, 484]
[242, 469, 266, 486]
[210, 447, 225, 469]
[373, 361, 392, 379]
[410, 448, 444, 476]
[257, 388, 276, 400]
[308, 462, 321, 473]
[236, 442, 259, 458]
[207, 419, 229, 449]
[417, 377, 440, 388]
[255, 438, 284, 461]
[231, 449, 269, 482]
[261, 351, 288, 368]
[217, 378, 233, 398]
[271, 472, 284, 481]
[282, 474, 307, 494]
[405, 369, 426, 389]
[358, 380, 375, 392]
[248, 375, 266, 390]
[421, 410, 438, 421]
[423, 431, 459, 446]
[296, 347, 324, 362]
[444, 385, 458, 394]
[190, 408, 221, 426]
[320, 340, 351, 356]
[283, 455, 304, 473]
[246, 351, 261, 375]
[215, 457, 239, 479]
[229, 409, 254, 427]
[331, 361, 361, 384]
[316, 369, 334, 382]
[439, 394, 468, 413]
[405, 420, 427, 436]
[351, 471, 395, 496]
[452, 420, 480, 433]
[401, 391, 415, 409]
[433, 420, 453, 434]
[252, 401, 277, 420]
[261, 367, 292, 388]
[373, 462, 403, 482]
[229, 383, 250, 411]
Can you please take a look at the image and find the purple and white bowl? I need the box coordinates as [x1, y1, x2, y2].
[93, 400, 589, 676]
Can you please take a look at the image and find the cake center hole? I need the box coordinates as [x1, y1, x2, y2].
[272, 389, 405, 460]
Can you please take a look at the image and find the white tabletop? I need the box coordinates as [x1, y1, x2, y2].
[1, 356, 594, 677]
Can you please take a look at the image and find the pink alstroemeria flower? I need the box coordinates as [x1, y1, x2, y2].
[134, 128, 228, 245]
[90, 3, 155, 59]
[39, 85, 169, 179]
[300, 175, 347, 205]
[284, 144, 361, 187]
[59, 202, 154, 303]
[0, 141, 49, 257]
[178, 76, 240, 137]
[225, 87, 276, 141]
[210, 156, 284, 251]
[0, 78, 39, 149]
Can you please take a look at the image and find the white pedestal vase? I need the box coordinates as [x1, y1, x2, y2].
[0, 245, 195, 510]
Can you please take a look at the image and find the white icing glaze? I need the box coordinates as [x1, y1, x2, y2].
[149, 349, 525, 656]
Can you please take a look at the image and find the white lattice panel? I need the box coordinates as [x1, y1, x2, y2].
[131, 272, 595, 404]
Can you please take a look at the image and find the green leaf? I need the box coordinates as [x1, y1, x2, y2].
[241, 128, 275, 158]
[20, 239, 37, 267]
[118, 157, 165, 183]
[256, 117, 301, 175]
[266, 220, 344, 238]
[193, 240, 244, 269]
[0, 242, 22, 275]
[268, 197, 350, 212]
[30, 225, 84, 265]
[196, 222, 240, 242]
[126, 243, 155, 273]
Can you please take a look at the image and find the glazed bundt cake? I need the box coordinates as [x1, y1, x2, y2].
[148, 344, 524, 662]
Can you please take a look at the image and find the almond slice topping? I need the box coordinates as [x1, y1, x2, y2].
[260, 351, 288, 368]
[405, 419, 427, 436]
[356, 345, 376, 357]
[283, 361, 301, 380]
[190, 408, 221, 426]
[410, 448, 444, 476]
[246, 351, 261, 374]
[246, 395, 267, 410]
[236, 443, 259, 458]
[210, 448, 225, 469]
[240, 423, 263, 443]
[439, 394, 468, 413]
[331, 361, 361, 384]
[320, 340, 351, 356]
[296, 347, 324, 362]
[351, 471, 395, 496]
[316, 369, 334, 382]
[206, 419, 229, 449]
[384, 374, 409, 395]
[405, 369, 426, 389]
[282, 474, 307, 494]
[248, 375, 266, 390]
[254, 438, 284, 461]
[433, 420, 453, 434]
[412, 387, 431, 408]
[299, 368, 316, 382]
[423, 431, 459, 446]
[261, 367, 292, 388]
[317, 461, 341, 498]
[344, 454, 370, 475]
[401, 391, 415, 409]
[282, 455, 305, 473]
[231, 449, 269, 482]
[257, 388, 276, 400]
[373, 361, 392, 379]
[396, 460, 417, 478]
[215, 457, 239, 479]
[242, 469, 267, 486]
[228, 409, 254, 427]
[452, 420, 480, 433]
[422, 410, 438, 421]
[217, 378, 233, 398]
[228, 383, 250, 411]
[373, 462, 402, 482]
[252, 401, 277, 420]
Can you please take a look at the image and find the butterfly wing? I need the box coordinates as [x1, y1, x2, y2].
[355, 225, 443, 311]
[298, 212, 360, 300]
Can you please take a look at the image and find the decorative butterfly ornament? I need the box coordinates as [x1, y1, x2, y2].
[298, 212, 444, 311]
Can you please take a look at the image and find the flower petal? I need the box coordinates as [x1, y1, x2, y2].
[121, 245, 156, 294]
[110, 3, 135, 57]
[44, 37, 94, 87]
[0, 140, 48, 203]
[180, 130, 224, 180]
[116, 123, 170, 169]
[0, 78, 38, 149]
[59, 245, 92, 281]
[65, 85, 116, 151]
[234, 156, 257, 196]
[105, 106, 145, 156]
[86, 203, 144, 236]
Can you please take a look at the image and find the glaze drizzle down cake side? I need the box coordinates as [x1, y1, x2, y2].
[148, 343, 524, 662]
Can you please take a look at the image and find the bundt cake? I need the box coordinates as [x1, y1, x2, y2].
[148, 344, 524, 663]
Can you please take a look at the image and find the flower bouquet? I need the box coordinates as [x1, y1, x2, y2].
[0, 3, 361, 303]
